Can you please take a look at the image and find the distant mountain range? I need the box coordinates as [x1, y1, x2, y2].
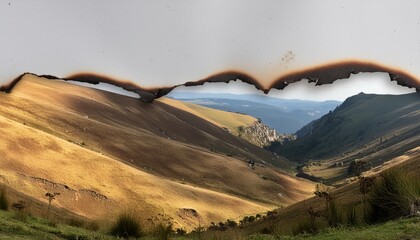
[168, 92, 341, 134]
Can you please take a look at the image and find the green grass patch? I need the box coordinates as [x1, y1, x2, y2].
[249, 217, 420, 240]
[0, 210, 115, 240]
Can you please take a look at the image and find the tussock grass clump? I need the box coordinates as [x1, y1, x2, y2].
[346, 206, 357, 225]
[326, 199, 343, 227]
[0, 186, 8, 211]
[292, 220, 318, 235]
[110, 212, 142, 239]
[369, 168, 420, 222]
[67, 218, 85, 228]
[152, 222, 173, 240]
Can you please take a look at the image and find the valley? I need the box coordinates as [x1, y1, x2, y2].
[0, 74, 418, 239]
[271, 92, 420, 184]
[168, 92, 341, 134]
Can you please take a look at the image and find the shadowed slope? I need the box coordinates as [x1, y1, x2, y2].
[269, 92, 420, 183]
[274, 93, 420, 161]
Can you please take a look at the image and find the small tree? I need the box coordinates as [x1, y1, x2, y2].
[225, 219, 237, 228]
[314, 184, 342, 227]
[247, 215, 256, 223]
[12, 200, 27, 221]
[314, 183, 332, 210]
[176, 228, 186, 236]
[359, 176, 374, 221]
[192, 221, 205, 240]
[45, 192, 60, 219]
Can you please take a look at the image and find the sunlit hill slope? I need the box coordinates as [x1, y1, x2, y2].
[0, 74, 315, 230]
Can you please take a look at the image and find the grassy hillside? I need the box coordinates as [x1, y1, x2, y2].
[0, 208, 418, 240]
[200, 152, 420, 239]
[168, 92, 340, 134]
[0, 210, 114, 240]
[248, 217, 420, 240]
[158, 97, 256, 135]
[159, 98, 285, 148]
[0, 112, 275, 227]
[268, 92, 420, 183]
[272, 93, 419, 161]
[0, 74, 314, 230]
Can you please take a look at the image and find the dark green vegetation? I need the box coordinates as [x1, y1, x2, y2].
[1, 207, 418, 240]
[369, 168, 420, 222]
[110, 212, 143, 239]
[168, 92, 340, 133]
[272, 93, 420, 161]
[0, 210, 114, 240]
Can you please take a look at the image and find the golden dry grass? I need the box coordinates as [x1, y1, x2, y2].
[158, 97, 256, 134]
[0, 74, 315, 230]
[0, 113, 272, 229]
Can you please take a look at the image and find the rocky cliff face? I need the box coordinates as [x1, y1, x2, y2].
[237, 120, 295, 147]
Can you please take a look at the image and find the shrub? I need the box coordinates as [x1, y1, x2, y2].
[226, 219, 237, 228]
[0, 187, 8, 211]
[110, 212, 142, 239]
[369, 168, 420, 222]
[153, 222, 173, 240]
[292, 220, 318, 235]
[176, 228, 186, 236]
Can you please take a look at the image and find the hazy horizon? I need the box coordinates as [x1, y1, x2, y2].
[64, 71, 417, 102]
[170, 72, 416, 101]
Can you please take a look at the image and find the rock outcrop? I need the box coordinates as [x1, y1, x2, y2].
[237, 120, 295, 147]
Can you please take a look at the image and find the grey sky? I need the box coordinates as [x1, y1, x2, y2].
[1, 1, 419, 96]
